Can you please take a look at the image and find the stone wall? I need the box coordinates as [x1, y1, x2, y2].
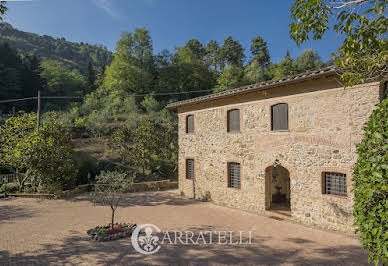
[177, 77, 381, 233]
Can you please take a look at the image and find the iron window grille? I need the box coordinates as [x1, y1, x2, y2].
[271, 103, 288, 131]
[323, 172, 347, 196]
[228, 162, 241, 189]
[186, 159, 194, 179]
[186, 115, 194, 133]
[227, 109, 240, 132]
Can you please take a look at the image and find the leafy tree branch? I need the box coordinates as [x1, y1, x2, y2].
[290, 0, 387, 86]
[0, 1, 7, 21]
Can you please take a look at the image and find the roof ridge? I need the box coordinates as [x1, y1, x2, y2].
[167, 66, 340, 109]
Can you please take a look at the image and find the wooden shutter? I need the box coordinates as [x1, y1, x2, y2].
[186, 115, 194, 133]
[186, 159, 194, 179]
[271, 103, 288, 131]
[227, 109, 240, 132]
[228, 162, 240, 188]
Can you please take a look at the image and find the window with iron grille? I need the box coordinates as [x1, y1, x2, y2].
[322, 172, 347, 196]
[186, 115, 194, 133]
[186, 159, 194, 179]
[228, 162, 240, 189]
[271, 103, 288, 131]
[227, 109, 240, 132]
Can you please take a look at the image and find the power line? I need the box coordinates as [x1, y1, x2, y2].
[0, 89, 214, 104]
[132, 89, 213, 97]
[0, 97, 37, 104]
[41, 96, 84, 99]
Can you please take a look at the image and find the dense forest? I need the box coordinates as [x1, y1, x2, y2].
[0, 24, 330, 184]
[0, 23, 113, 73]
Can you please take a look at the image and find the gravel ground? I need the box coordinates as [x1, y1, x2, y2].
[0, 191, 369, 265]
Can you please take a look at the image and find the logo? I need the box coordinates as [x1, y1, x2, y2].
[131, 224, 161, 255]
[131, 223, 253, 255]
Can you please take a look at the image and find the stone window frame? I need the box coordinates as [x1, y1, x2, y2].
[185, 114, 195, 134]
[320, 167, 350, 198]
[185, 158, 195, 180]
[227, 161, 242, 189]
[270, 103, 289, 132]
[226, 108, 243, 134]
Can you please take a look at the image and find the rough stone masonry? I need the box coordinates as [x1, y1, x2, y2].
[168, 68, 384, 233]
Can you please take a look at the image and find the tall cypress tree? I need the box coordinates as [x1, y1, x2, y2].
[86, 61, 96, 94]
[0, 43, 23, 112]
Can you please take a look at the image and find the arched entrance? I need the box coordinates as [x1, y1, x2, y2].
[265, 165, 291, 212]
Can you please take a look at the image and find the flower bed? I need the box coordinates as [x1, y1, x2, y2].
[87, 223, 137, 242]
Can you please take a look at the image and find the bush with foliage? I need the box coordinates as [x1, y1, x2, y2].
[0, 112, 77, 192]
[31, 112, 77, 191]
[0, 112, 40, 191]
[0, 183, 18, 194]
[72, 151, 98, 185]
[110, 115, 177, 180]
[353, 98, 388, 265]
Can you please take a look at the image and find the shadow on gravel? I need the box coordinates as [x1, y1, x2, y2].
[0, 204, 35, 222]
[65, 191, 200, 208]
[0, 227, 369, 266]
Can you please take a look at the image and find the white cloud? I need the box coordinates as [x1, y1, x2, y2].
[92, 0, 123, 20]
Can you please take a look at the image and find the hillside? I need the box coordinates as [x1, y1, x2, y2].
[0, 23, 113, 74]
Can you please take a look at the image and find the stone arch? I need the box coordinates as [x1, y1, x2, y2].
[265, 164, 291, 211]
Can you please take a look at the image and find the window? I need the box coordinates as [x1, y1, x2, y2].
[186, 115, 194, 133]
[271, 103, 288, 131]
[227, 109, 240, 132]
[322, 172, 347, 196]
[228, 162, 240, 189]
[186, 159, 194, 179]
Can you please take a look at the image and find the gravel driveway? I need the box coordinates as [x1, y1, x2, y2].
[0, 191, 369, 265]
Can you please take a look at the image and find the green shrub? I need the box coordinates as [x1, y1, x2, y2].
[23, 185, 36, 194]
[0, 183, 18, 193]
[353, 98, 388, 265]
[96, 159, 127, 173]
[73, 151, 98, 185]
[0, 112, 77, 192]
[37, 182, 63, 194]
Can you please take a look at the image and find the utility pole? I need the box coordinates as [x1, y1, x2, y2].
[37, 90, 41, 131]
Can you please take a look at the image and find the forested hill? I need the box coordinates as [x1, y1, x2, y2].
[0, 23, 113, 73]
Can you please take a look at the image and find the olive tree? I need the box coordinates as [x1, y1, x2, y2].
[0, 112, 76, 192]
[111, 116, 174, 178]
[30, 112, 77, 191]
[93, 171, 134, 228]
[0, 113, 39, 191]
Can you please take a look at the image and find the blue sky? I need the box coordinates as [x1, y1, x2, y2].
[3, 0, 343, 63]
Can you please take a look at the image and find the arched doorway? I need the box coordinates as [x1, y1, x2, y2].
[265, 165, 291, 212]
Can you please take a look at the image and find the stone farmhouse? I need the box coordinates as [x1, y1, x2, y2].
[167, 66, 386, 233]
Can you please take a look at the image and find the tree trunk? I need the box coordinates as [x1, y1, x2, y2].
[16, 170, 24, 192]
[142, 162, 145, 176]
[111, 206, 115, 229]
